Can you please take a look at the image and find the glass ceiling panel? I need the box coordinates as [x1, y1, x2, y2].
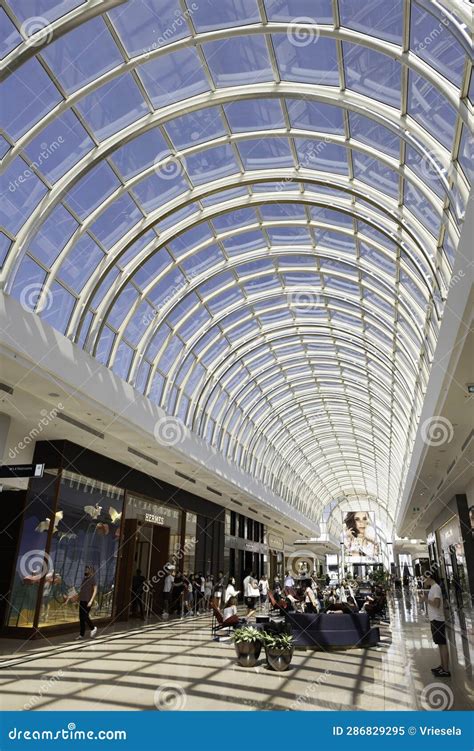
[339, 0, 404, 44]
[76, 73, 149, 141]
[8, 0, 85, 24]
[165, 107, 226, 149]
[138, 48, 210, 108]
[24, 111, 94, 183]
[343, 43, 401, 108]
[410, 2, 466, 87]
[192, 0, 260, 31]
[273, 34, 339, 85]
[203, 35, 274, 85]
[225, 98, 285, 131]
[265, 0, 333, 25]
[286, 98, 345, 134]
[2, 0, 471, 526]
[408, 70, 457, 150]
[40, 17, 122, 93]
[108, 0, 189, 57]
[2, 58, 62, 139]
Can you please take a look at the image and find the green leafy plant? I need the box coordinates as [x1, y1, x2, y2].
[232, 626, 263, 644]
[263, 632, 294, 651]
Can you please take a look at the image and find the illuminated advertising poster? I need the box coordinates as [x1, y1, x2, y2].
[343, 511, 380, 562]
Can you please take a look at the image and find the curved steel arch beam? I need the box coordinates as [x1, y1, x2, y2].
[189, 320, 421, 435]
[0, 0, 127, 78]
[84, 185, 439, 358]
[173, 312, 424, 429]
[2, 22, 468, 157]
[124, 236, 429, 393]
[241, 386, 409, 455]
[33, 125, 453, 314]
[213, 340, 416, 451]
[198, 324, 420, 432]
[229, 371, 410, 446]
[3, 79, 461, 286]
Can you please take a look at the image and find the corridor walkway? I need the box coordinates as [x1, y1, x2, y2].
[0, 592, 472, 712]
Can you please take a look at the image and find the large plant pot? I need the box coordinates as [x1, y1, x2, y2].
[265, 647, 294, 671]
[234, 641, 262, 667]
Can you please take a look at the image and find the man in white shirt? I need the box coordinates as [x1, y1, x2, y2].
[163, 566, 174, 614]
[284, 571, 295, 588]
[424, 572, 450, 677]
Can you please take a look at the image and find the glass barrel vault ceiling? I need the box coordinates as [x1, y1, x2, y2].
[0, 0, 472, 525]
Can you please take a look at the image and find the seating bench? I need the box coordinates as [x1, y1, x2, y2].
[285, 612, 380, 649]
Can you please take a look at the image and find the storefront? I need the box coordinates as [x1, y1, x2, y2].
[267, 532, 284, 584]
[2, 440, 225, 637]
[437, 516, 467, 606]
[224, 510, 267, 587]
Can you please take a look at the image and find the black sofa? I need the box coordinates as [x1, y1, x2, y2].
[285, 612, 380, 649]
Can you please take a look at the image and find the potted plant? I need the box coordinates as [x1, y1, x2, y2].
[263, 632, 294, 671]
[232, 626, 263, 667]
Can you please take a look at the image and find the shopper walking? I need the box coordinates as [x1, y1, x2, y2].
[424, 572, 450, 677]
[76, 565, 98, 640]
[162, 565, 174, 616]
[214, 571, 225, 608]
[131, 568, 145, 619]
[258, 574, 269, 610]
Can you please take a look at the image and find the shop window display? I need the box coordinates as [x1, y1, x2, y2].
[7, 471, 59, 628]
[7, 470, 124, 629]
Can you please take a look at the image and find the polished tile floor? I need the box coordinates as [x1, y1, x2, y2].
[0, 590, 472, 711]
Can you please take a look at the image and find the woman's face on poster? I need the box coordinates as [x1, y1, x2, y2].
[354, 512, 369, 534]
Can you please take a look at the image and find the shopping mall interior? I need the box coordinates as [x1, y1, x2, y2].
[0, 0, 473, 718]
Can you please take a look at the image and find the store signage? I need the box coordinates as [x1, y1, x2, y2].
[268, 533, 284, 551]
[438, 517, 461, 549]
[245, 541, 259, 552]
[144, 512, 165, 525]
[0, 463, 44, 479]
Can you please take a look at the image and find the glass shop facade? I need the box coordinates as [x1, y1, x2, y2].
[2, 440, 225, 636]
